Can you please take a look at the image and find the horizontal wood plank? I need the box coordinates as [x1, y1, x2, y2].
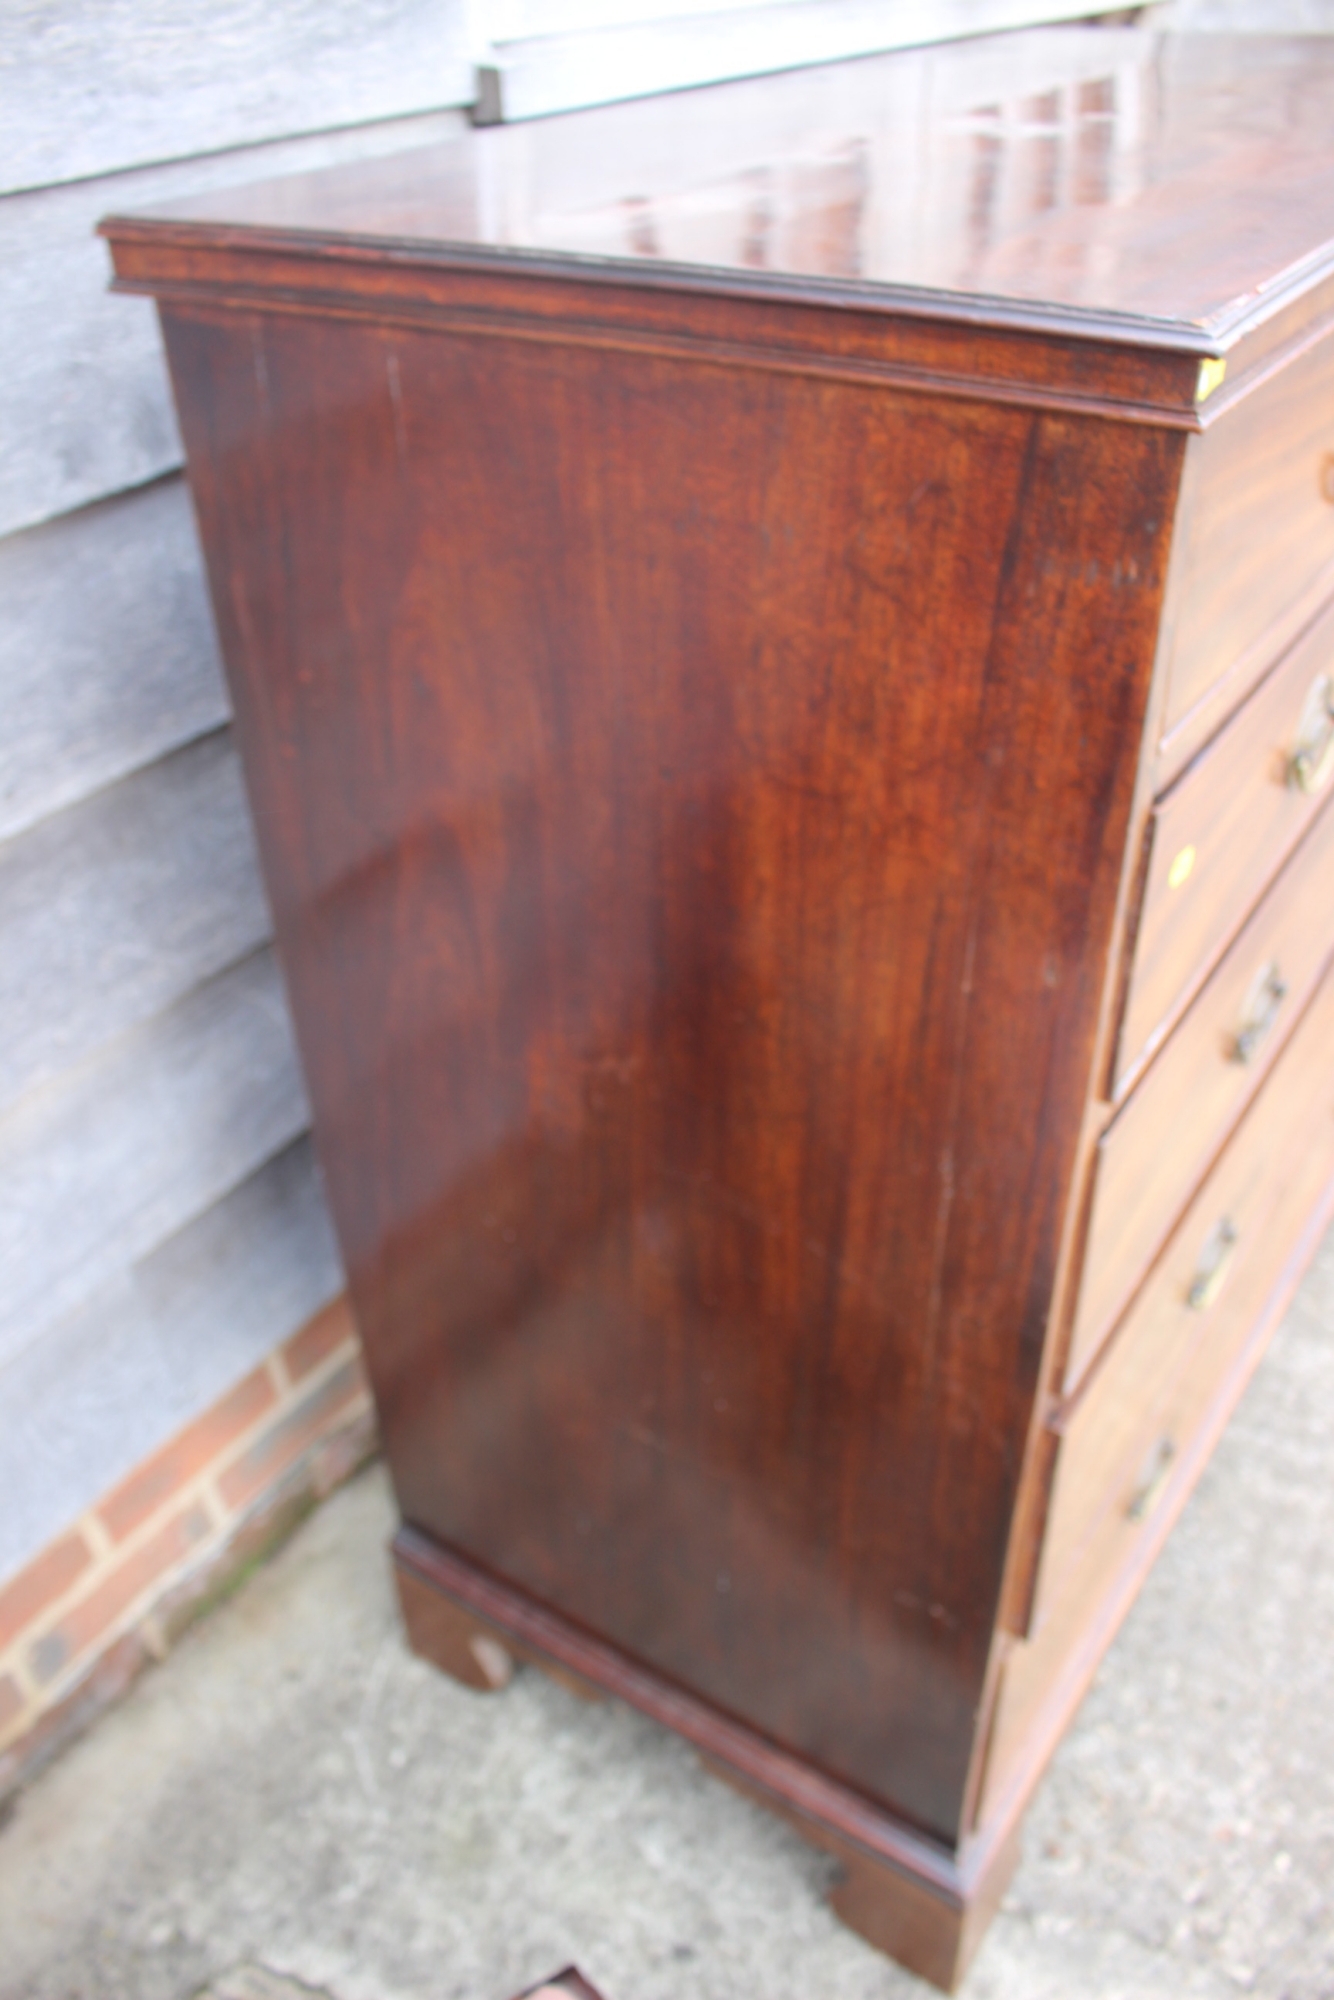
[0, 479, 229, 843]
[477, 0, 1114, 123]
[0, 1138, 341, 1583]
[0, 731, 271, 1117]
[0, 948, 310, 1372]
[1, 0, 472, 198]
[0, 109, 465, 539]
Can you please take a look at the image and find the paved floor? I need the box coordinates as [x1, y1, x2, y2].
[3, 1237, 1334, 2000]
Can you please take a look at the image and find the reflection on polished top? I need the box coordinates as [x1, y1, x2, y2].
[136, 26, 1334, 344]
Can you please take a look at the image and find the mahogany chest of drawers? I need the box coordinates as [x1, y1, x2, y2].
[102, 25, 1334, 1987]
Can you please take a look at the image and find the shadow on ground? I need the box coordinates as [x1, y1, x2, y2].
[3, 1235, 1334, 2000]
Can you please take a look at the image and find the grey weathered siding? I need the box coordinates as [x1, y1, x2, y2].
[0, 479, 228, 843]
[0, 947, 310, 1374]
[1, 0, 472, 195]
[0, 1140, 340, 1575]
[0, 732, 270, 1113]
[1155, 0, 1334, 23]
[474, 0, 1116, 122]
[0, 5, 477, 1593]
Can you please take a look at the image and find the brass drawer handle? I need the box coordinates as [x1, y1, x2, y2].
[1322, 451, 1334, 505]
[1288, 673, 1334, 795]
[1127, 1436, 1176, 1521]
[1230, 960, 1288, 1065]
[1187, 1215, 1238, 1311]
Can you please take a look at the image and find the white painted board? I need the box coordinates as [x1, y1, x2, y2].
[1155, 0, 1334, 23]
[0, 947, 310, 1371]
[0, 478, 228, 843]
[0, 731, 272, 1117]
[1, 0, 474, 198]
[474, 0, 1119, 122]
[0, 1138, 341, 1583]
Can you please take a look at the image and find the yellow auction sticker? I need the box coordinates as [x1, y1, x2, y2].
[1196, 356, 1227, 403]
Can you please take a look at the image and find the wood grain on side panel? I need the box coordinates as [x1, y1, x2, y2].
[162, 295, 1180, 1845]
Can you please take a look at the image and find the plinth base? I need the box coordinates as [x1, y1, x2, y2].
[393, 1525, 1018, 1992]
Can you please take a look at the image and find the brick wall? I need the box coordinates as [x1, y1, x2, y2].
[0, 1299, 375, 1799]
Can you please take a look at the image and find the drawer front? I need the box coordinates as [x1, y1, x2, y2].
[1160, 327, 1334, 776]
[1117, 591, 1334, 1092]
[1070, 790, 1334, 1388]
[1038, 957, 1334, 1628]
[980, 990, 1334, 1824]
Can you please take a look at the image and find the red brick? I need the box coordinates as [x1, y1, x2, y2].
[0, 1674, 24, 1735]
[28, 1504, 212, 1687]
[311, 1402, 378, 1500]
[0, 1632, 148, 1804]
[0, 1530, 93, 1653]
[217, 1358, 368, 1515]
[282, 1294, 357, 1384]
[98, 1365, 277, 1543]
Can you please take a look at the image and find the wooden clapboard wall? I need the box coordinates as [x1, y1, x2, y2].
[0, 0, 1137, 1594]
[0, 1, 475, 1582]
[472, 0, 1120, 120]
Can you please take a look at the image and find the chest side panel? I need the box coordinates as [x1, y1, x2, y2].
[162, 299, 1180, 1844]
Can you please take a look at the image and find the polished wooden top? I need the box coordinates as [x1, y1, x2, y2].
[103, 26, 1334, 350]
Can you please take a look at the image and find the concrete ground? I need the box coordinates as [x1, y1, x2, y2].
[3, 1241, 1334, 2000]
